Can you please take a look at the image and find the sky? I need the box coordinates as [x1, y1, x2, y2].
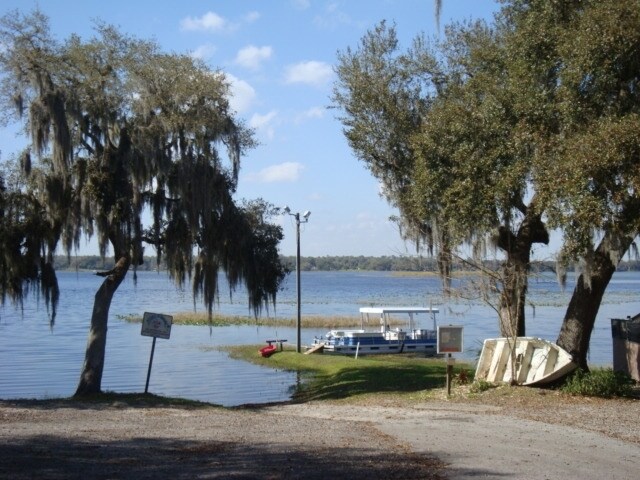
[0, 0, 516, 258]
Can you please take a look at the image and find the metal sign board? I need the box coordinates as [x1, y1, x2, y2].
[437, 325, 464, 354]
[141, 312, 173, 340]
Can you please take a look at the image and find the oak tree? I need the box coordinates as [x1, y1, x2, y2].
[503, 0, 640, 368]
[332, 20, 549, 338]
[0, 10, 287, 395]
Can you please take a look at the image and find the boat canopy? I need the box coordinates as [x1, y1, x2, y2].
[359, 307, 439, 315]
[359, 306, 438, 332]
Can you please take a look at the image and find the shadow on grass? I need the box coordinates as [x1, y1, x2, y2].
[224, 346, 475, 403]
[294, 363, 450, 402]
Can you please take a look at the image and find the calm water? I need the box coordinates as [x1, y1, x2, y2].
[1, 270, 638, 406]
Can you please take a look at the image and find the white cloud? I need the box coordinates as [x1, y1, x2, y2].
[249, 110, 278, 129]
[284, 61, 334, 87]
[235, 45, 273, 70]
[291, 0, 310, 9]
[225, 73, 256, 113]
[314, 2, 354, 28]
[248, 162, 304, 183]
[355, 211, 382, 229]
[249, 110, 278, 140]
[244, 11, 260, 23]
[295, 106, 325, 124]
[190, 43, 217, 60]
[180, 12, 231, 33]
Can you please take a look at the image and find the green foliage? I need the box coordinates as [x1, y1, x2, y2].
[0, 163, 59, 321]
[511, 0, 640, 259]
[0, 9, 286, 315]
[332, 21, 443, 253]
[469, 380, 496, 394]
[560, 368, 634, 398]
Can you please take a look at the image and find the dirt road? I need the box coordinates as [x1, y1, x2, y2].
[274, 401, 639, 479]
[1, 392, 638, 479]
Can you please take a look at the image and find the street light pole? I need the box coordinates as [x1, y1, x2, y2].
[295, 213, 302, 353]
[284, 206, 310, 353]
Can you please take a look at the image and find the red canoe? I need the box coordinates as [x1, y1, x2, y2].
[259, 344, 277, 357]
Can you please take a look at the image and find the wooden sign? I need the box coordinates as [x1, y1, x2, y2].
[437, 325, 464, 354]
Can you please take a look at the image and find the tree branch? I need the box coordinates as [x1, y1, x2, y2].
[94, 267, 116, 277]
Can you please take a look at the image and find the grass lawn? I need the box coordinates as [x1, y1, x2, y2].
[223, 345, 475, 403]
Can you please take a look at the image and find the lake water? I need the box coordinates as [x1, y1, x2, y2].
[1, 270, 638, 406]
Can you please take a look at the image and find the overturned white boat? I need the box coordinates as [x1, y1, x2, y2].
[475, 337, 577, 386]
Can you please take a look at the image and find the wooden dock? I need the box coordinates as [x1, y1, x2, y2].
[304, 343, 324, 355]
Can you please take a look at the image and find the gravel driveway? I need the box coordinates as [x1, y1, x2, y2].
[1, 391, 638, 479]
[274, 401, 639, 479]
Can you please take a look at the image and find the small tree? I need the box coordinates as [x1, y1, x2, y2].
[0, 10, 287, 396]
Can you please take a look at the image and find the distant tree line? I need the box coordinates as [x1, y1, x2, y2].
[55, 255, 640, 273]
[52, 256, 164, 272]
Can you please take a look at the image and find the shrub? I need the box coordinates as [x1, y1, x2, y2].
[470, 379, 495, 393]
[453, 369, 471, 386]
[561, 368, 634, 397]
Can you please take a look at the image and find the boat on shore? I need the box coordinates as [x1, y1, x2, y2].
[475, 337, 576, 386]
[258, 344, 277, 357]
[311, 306, 440, 355]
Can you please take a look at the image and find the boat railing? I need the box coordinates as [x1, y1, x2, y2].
[410, 329, 436, 340]
[383, 330, 407, 341]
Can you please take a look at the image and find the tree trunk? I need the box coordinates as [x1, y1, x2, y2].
[496, 206, 549, 338]
[498, 257, 528, 337]
[74, 255, 131, 396]
[556, 231, 635, 370]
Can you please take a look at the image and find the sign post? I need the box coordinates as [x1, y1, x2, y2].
[437, 325, 464, 396]
[141, 312, 173, 394]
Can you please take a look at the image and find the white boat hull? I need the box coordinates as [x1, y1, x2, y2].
[475, 337, 576, 386]
[315, 329, 438, 355]
[312, 306, 440, 356]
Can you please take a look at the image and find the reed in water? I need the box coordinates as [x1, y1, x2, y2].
[118, 312, 407, 329]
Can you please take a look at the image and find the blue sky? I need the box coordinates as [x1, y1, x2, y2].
[0, 1, 513, 258]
